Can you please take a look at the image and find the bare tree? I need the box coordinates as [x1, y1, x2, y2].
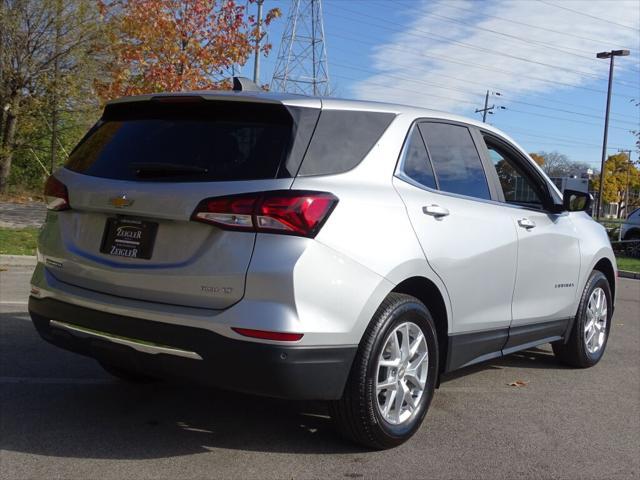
[0, 0, 102, 193]
[536, 151, 593, 178]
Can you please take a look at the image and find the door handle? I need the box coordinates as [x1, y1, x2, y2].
[518, 218, 536, 229]
[422, 205, 450, 218]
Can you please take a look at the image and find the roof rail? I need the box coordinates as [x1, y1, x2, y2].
[232, 76, 261, 92]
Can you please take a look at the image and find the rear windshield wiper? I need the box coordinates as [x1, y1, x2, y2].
[130, 162, 209, 177]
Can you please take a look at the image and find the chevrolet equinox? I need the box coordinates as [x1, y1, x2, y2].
[29, 82, 616, 449]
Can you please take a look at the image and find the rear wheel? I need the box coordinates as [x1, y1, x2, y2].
[553, 270, 612, 368]
[330, 293, 439, 449]
[98, 361, 158, 383]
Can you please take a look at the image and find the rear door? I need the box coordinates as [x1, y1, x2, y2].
[44, 97, 318, 309]
[478, 134, 580, 343]
[393, 121, 518, 367]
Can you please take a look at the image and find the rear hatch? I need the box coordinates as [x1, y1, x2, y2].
[47, 95, 319, 309]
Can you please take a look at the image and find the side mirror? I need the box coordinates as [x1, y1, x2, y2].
[563, 189, 592, 212]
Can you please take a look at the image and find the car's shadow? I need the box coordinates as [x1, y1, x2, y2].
[1, 310, 363, 459]
[1, 310, 567, 460]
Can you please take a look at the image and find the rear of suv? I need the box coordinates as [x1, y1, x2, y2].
[30, 86, 617, 449]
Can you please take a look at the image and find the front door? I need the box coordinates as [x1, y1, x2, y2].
[478, 134, 581, 351]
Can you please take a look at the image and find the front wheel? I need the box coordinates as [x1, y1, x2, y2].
[553, 270, 612, 368]
[330, 293, 439, 450]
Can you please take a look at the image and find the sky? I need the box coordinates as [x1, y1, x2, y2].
[243, 0, 640, 170]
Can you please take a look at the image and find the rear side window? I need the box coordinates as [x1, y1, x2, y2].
[66, 101, 295, 182]
[401, 127, 437, 189]
[418, 123, 490, 200]
[297, 110, 396, 176]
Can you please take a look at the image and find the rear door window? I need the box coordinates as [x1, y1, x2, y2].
[400, 127, 437, 189]
[418, 123, 490, 200]
[66, 101, 296, 182]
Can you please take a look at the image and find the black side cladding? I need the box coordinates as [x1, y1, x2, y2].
[297, 110, 396, 176]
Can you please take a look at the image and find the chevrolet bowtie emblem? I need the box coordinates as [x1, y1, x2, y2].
[109, 194, 134, 208]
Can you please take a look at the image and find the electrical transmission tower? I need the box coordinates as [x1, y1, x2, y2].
[271, 0, 330, 96]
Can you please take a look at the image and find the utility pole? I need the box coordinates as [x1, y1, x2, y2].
[252, 0, 264, 84]
[271, 0, 330, 96]
[475, 90, 503, 122]
[595, 49, 630, 220]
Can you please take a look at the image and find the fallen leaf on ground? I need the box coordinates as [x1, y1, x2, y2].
[508, 380, 528, 387]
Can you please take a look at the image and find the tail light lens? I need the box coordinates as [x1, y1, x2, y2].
[191, 190, 338, 238]
[44, 175, 70, 211]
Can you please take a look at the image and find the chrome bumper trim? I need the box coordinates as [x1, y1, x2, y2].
[49, 320, 203, 360]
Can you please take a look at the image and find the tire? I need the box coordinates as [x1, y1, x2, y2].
[330, 293, 439, 450]
[552, 270, 612, 368]
[98, 361, 158, 383]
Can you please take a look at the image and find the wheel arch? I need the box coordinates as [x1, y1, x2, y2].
[391, 276, 449, 374]
[593, 256, 616, 301]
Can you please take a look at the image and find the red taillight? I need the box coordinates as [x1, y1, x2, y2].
[232, 327, 304, 342]
[44, 175, 70, 211]
[191, 190, 338, 238]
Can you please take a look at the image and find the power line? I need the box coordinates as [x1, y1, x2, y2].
[332, 66, 634, 132]
[333, 60, 639, 127]
[504, 127, 635, 150]
[325, 4, 639, 89]
[332, 35, 637, 125]
[342, 59, 637, 126]
[503, 97, 639, 126]
[385, 0, 604, 62]
[503, 107, 632, 130]
[328, 29, 638, 101]
[411, 0, 639, 48]
[335, 73, 634, 155]
[537, 0, 640, 32]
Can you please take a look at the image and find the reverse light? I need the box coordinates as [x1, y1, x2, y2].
[191, 190, 338, 238]
[232, 327, 304, 342]
[44, 175, 70, 211]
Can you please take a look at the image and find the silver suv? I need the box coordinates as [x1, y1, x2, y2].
[30, 85, 616, 449]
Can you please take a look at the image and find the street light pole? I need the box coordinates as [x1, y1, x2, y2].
[595, 49, 630, 220]
[253, 0, 264, 84]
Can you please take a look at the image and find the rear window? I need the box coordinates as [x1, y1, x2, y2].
[66, 100, 295, 182]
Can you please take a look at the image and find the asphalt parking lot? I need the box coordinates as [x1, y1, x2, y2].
[1, 266, 638, 479]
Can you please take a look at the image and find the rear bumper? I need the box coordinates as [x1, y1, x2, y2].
[29, 297, 356, 400]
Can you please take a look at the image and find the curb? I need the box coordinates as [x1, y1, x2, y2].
[0, 255, 37, 267]
[618, 270, 640, 280]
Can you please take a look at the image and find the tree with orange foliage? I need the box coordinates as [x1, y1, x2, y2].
[96, 0, 280, 101]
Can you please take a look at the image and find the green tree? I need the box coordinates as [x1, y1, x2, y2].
[593, 152, 640, 217]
